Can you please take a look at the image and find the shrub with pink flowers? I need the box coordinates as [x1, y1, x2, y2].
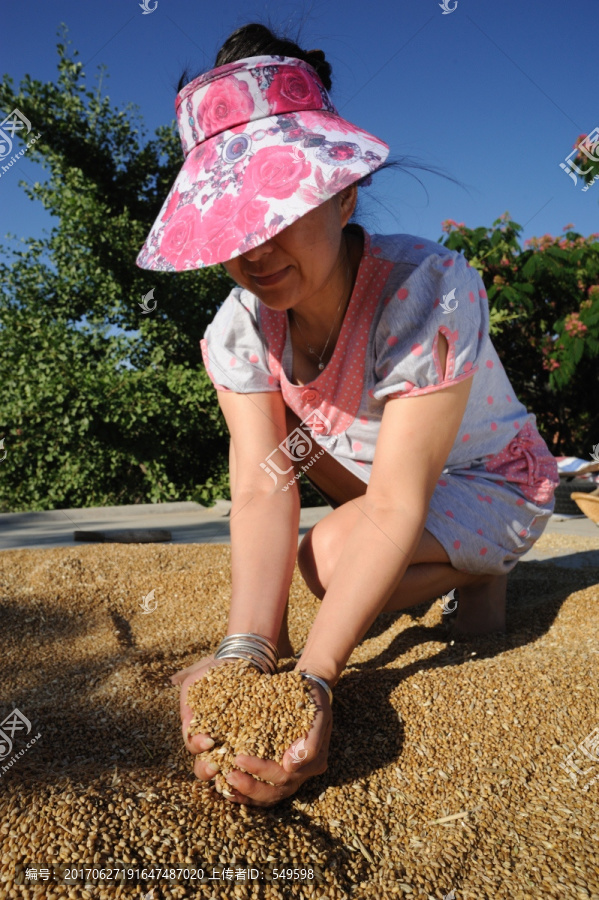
[440, 214, 599, 455]
[563, 313, 588, 338]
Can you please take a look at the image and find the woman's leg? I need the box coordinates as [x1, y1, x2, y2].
[296, 499, 507, 636]
[277, 406, 506, 646]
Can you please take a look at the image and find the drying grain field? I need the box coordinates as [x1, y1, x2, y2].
[1, 533, 598, 899]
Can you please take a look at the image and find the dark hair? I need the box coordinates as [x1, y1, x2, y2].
[176, 23, 469, 219]
[177, 22, 332, 93]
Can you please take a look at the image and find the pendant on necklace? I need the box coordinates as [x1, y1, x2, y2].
[318, 362, 325, 371]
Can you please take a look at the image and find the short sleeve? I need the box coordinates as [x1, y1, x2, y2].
[372, 250, 489, 401]
[200, 287, 281, 393]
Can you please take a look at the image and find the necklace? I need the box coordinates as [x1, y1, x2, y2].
[290, 264, 352, 371]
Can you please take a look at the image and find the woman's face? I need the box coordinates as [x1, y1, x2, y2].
[223, 187, 357, 311]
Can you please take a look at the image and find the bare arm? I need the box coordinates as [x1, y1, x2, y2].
[177, 389, 332, 807]
[296, 373, 473, 687]
[217, 389, 300, 646]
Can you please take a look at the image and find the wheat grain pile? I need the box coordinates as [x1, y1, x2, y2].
[1, 533, 598, 899]
[187, 658, 317, 797]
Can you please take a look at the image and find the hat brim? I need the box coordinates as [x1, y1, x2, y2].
[136, 110, 389, 271]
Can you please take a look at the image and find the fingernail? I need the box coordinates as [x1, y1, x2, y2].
[205, 762, 219, 776]
[225, 773, 236, 785]
[202, 737, 215, 749]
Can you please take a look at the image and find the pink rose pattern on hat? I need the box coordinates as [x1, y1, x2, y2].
[243, 146, 312, 199]
[196, 76, 255, 140]
[136, 56, 389, 271]
[265, 67, 323, 113]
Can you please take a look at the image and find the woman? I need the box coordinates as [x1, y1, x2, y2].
[136, 24, 559, 808]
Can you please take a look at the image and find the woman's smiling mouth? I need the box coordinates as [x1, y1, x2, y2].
[249, 266, 292, 287]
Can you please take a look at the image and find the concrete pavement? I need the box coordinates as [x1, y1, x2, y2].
[0, 500, 598, 568]
[0, 500, 325, 552]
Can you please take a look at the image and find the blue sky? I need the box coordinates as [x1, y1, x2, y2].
[1, 0, 597, 253]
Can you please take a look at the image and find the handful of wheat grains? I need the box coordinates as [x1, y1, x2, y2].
[187, 658, 318, 797]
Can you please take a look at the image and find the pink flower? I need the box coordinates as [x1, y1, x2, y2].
[297, 110, 359, 137]
[543, 359, 560, 372]
[244, 146, 311, 200]
[564, 312, 588, 338]
[161, 188, 181, 223]
[159, 205, 203, 267]
[322, 167, 359, 195]
[195, 192, 271, 265]
[233, 192, 270, 235]
[196, 76, 255, 138]
[197, 194, 245, 266]
[441, 219, 458, 233]
[266, 69, 323, 113]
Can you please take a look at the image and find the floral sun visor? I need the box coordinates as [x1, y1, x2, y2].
[136, 55, 390, 271]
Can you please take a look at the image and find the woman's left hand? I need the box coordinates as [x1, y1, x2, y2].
[200, 682, 332, 807]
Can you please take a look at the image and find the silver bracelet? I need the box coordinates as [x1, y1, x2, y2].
[218, 633, 279, 668]
[220, 632, 279, 658]
[214, 650, 270, 674]
[214, 633, 279, 675]
[217, 644, 274, 673]
[300, 672, 333, 705]
[215, 645, 276, 675]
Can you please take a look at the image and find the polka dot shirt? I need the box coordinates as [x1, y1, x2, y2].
[200, 228, 538, 485]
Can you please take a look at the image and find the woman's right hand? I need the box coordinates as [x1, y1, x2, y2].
[170, 655, 229, 755]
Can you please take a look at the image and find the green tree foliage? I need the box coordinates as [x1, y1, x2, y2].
[1, 38, 598, 513]
[0, 31, 236, 512]
[440, 213, 599, 455]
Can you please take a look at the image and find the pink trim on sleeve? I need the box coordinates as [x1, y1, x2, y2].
[432, 326, 458, 381]
[387, 368, 477, 400]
